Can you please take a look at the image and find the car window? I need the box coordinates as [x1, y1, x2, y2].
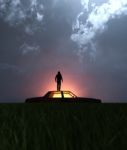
[49, 91, 62, 98]
[63, 91, 76, 98]
[63, 93, 72, 98]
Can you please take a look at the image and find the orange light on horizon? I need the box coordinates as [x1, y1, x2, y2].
[33, 68, 88, 97]
[37, 74, 87, 97]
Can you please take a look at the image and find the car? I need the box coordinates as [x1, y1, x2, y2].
[25, 91, 102, 103]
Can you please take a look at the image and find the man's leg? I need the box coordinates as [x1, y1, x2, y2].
[58, 84, 60, 91]
[57, 83, 60, 91]
[59, 83, 61, 91]
[58, 83, 61, 91]
[57, 83, 59, 91]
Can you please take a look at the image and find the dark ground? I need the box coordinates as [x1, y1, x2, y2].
[0, 103, 127, 150]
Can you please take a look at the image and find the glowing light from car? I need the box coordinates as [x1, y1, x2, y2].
[64, 93, 72, 98]
[63, 91, 76, 98]
[38, 70, 87, 97]
[47, 91, 77, 98]
[52, 92, 62, 98]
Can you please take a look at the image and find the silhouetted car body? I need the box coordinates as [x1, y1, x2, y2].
[25, 91, 102, 103]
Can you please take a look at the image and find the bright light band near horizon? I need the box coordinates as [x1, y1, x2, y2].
[37, 71, 87, 97]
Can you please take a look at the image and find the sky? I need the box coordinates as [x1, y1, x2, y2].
[0, 0, 127, 102]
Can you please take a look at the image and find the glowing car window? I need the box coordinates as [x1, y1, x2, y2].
[64, 93, 72, 98]
[52, 92, 62, 98]
[47, 91, 77, 98]
[63, 91, 76, 98]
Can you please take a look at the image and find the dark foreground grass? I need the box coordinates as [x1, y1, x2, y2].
[0, 103, 127, 150]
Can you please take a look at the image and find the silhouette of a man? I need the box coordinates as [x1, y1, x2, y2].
[55, 71, 63, 91]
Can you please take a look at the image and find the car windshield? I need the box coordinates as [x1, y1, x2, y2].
[48, 91, 77, 98]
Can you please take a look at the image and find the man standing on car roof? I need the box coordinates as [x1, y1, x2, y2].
[55, 71, 63, 91]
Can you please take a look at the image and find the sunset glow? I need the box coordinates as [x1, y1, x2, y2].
[37, 71, 87, 97]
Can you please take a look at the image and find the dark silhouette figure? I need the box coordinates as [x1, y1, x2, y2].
[55, 71, 63, 91]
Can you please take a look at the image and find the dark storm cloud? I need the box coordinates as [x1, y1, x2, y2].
[0, 0, 44, 22]
[0, 0, 81, 34]
[81, 15, 127, 101]
[19, 43, 40, 55]
[0, 63, 23, 73]
[0, 0, 82, 101]
[69, 0, 127, 101]
[71, 0, 127, 61]
[0, 0, 127, 102]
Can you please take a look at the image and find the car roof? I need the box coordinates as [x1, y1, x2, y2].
[43, 91, 77, 98]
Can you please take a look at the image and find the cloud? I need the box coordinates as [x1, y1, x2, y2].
[71, 0, 127, 61]
[0, 63, 23, 74]
[37, 12, 44, 22]
[19, 43, 40, 55]
[81, 0, 90, 11]
[0, 0, 44, 33]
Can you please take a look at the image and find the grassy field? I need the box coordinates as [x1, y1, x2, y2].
[0, 103, 127, 150]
